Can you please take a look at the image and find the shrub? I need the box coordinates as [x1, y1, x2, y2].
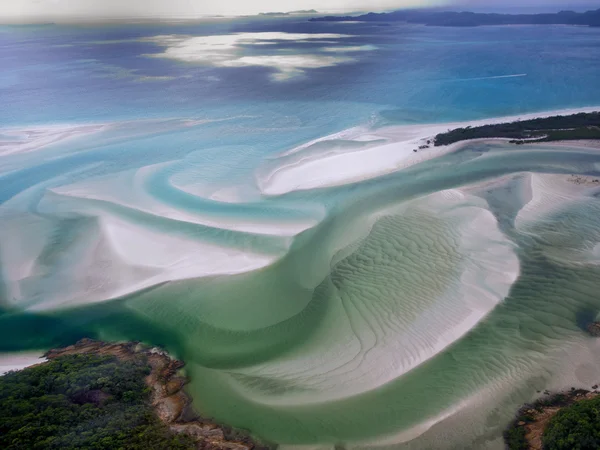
[0, 353, 195, 450]
[542, 396, 600, 450]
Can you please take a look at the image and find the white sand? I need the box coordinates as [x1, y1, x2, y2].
[0, 205, 281, 311]
[531, 139, 600, 150]
[515, 172, 600, 230]
[256, 106, 600, 196]
[0, 123, 106, 157]
[48, 163, 324, 237]
[229, 187, 519, 406]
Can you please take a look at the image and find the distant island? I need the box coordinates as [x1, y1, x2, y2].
[310, 8, 600, 27]
[0, 339, 265, 450]
[433, 112, 600, 146]
[260, 9, 318, 16]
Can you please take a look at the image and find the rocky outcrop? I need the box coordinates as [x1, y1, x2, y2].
[567, 175, 600, 187]
[505, 388, 600, 450]
[44, 338, 267, 450]
[587, 321, 600, 336]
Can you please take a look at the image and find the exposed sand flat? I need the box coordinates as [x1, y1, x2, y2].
[48, 163, 324, 237]
[0, 207, 280, 311]
[0, 352, 45, 375]
[515, 173, 600, 230]
[0, 116, 251, 162]
[0, 123, 106, 157]
[528, 140, 600, 150]
[257, 107, 600, 195]
[225, 188, 519, 405]
[257, 132, 455, 195]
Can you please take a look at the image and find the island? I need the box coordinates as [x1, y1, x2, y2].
[259, 10, 318, 16]
[310, 8, 600, 27]
[433, 112, 600, 146]
[0, 339, 266, 450]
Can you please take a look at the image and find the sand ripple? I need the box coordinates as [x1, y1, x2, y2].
[1, 110, 600, 448]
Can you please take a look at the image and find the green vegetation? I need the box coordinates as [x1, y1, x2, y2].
[503, 406, 537, 450]
[543, 395, 600, 450]
[0, 353, 195, 450]
[503, 390, 589, 450]
[503, 424, 528, 450]
[433, 112, 600, 146]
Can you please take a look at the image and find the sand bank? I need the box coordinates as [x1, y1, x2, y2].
[48, 163, 324, 237]
[0, 208, 280, 311]
[515, 172, 600, 230]
[256, 106, 600, 196]
[228, 186, 519, 406]
[0, 123, 106, 157]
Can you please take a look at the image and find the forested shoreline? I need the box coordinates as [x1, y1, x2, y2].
[433, 112, 600, 146]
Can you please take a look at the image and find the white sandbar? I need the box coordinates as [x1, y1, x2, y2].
[257, 106, 600, 196]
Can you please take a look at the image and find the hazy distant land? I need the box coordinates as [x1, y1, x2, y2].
[3, 15, 600, 449]
[259, 10, 318, 17]
[311, 8, 600, 27]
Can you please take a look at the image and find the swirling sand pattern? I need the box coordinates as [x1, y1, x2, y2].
[1, 116, 600, 449]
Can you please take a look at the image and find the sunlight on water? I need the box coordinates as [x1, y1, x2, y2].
[1, 19, 600, 450]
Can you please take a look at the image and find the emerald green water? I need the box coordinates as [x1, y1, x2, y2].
[2, 139, 600, 449]
[3, 19, 600, 448]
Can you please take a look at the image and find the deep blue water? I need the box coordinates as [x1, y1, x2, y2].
[2, 17, 600, 450]
[2, 18, 600, 130]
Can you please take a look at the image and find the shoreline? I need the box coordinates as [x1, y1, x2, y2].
[504, 323, 600, 450]
[40, 338, 269, 450]
[2, 105, 599, 155]
[529, 139, 600, 149]
[257, 106, 600, 195]
[505, 388, 600, 450]
[433, 110, 600, 148]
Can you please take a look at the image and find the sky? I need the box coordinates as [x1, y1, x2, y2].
[0, 0, 444, 21]
[0, 0, 598, 22]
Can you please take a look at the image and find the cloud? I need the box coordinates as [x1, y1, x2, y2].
[0, 0, 450, 21]
[222, 54, 355, 80]
[144, 32, 367, 81]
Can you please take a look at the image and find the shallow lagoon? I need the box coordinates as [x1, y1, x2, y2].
[1, 17, 600, 449]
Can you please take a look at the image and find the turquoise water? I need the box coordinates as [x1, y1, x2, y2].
[2, 17, 600, 449]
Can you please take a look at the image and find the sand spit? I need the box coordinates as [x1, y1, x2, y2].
[256, 127, 455, 195]
[256, 106, 600, 195]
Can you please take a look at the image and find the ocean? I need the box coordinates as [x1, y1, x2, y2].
[1, 16, 600, 449]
